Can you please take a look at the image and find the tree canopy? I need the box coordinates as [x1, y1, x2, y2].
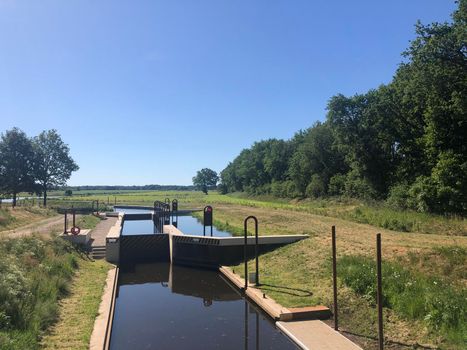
[192, 168, 219, 194]
[219, 1, 467, 214]
[0, 128, 78, 206]
[32, 129, 79, 206]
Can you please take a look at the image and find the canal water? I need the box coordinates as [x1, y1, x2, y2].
[110, 263, 298, 350]
[115, 207, 232, 237]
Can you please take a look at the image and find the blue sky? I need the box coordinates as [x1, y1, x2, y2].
[0, 0, 457, 186]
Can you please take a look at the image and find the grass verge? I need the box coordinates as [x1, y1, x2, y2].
[41, 258, 111, 350]
[0, 234, 111, 350]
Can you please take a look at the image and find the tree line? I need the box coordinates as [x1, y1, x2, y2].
[219, 1, 466, 214]
[0, 128, 78, 206]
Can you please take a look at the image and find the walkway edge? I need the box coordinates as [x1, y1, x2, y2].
[276, 322, 308, 350]
[89, 266, 119, 350]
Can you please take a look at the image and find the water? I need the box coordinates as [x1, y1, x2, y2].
[176, 215, 232, 237]
[119, 211, 233, 237]
[110, 263, 298, 350]
[113, 207, 152, 214]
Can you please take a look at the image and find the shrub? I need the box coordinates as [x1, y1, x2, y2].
[344, 169, 377, 199]
[328, 174, 346, 196]
[305, 175, 326, 198]
[386, 184, 410, 209]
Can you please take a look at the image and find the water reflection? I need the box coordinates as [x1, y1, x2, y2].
[121, 215, 232, 237]
[110, 263, 297, 350]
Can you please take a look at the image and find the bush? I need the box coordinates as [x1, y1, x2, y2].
[386, 184, 410, 209]
[343, 169, 377, 199]
[328, 174, 346, 196]
[305, 175, 326, 198]
[271, 181, 288, 198]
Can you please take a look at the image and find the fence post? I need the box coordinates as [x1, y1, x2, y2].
[64, 210, 68, 234]
[376, 233, 384, 350]
[332, 225, 338, 330]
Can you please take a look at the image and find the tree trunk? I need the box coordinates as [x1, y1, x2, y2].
[13, 192, 17, 207]
[43, 187, 47, 207]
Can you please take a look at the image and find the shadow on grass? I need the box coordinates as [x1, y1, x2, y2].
[258, 283, 313, 297]
[341, 330, 437, 350]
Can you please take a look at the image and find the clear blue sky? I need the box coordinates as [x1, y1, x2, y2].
[0, 0, 456, 186]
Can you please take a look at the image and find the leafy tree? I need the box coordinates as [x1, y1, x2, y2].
[0, 128, 36, 206]
[32, 130, 79, 206]
[192, 168, 219, 194]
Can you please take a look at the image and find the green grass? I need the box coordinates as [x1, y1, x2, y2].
[75, 215, 101, 230]
[41, 259, 111, 350]
[338, 252, 467, 347]
[0, 236, 80, 349]
[57, 190, 466, 236]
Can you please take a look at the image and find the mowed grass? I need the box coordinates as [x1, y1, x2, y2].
[216, 204, 467, 349]
[41, 259, 111, 350]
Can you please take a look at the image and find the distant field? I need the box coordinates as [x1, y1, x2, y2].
[54, 190, 466, 236]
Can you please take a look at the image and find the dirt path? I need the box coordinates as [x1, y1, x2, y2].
[0, 215, 65, 238]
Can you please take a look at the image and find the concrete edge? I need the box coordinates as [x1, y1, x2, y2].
[89, 266, 119, 350]
[276, 322, 308, 350]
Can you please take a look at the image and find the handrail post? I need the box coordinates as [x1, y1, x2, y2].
[332, 225, 338, 330]
[244, 216, 259, 289]
[376, 233, 384, 350]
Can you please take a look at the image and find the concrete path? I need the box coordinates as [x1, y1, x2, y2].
[0, 215, 63, 238]
[90, 217, 117, 247]
[277, 320, 362, 350]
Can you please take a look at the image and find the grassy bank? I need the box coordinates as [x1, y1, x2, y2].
[0, 214, 109, 350]
[41, 259, 111, 350]
[0, 207, 57, 232]
[0, 236, 79, 349]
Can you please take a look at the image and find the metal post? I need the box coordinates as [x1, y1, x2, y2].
[64, 210, 68, 234]
[73, 210, 76, 227]
[376, 233, 384, 350]
[332, 225, 338, 330]
[244, 216, 259, 288]
[96, 200, 99, 214]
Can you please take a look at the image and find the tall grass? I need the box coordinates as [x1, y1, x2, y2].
[338, 251, 467, 346]
[0, 236, 79, 349]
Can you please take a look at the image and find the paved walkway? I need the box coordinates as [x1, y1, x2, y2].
[277, 320, 362, 350]
[90, 217, 117, 247]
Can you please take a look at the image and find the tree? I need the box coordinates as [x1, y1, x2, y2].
[0, 128, 36, 206]
[32, 130, 79, 206]
[192, 168, 219, 194]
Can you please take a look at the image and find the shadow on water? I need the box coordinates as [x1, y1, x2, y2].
[110, 263, 298, 350]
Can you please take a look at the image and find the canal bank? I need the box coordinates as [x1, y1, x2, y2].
[94, 205, 361, 349]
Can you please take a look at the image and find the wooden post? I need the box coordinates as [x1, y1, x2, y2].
[332, 225, 338, 330]
[376, 233, 384, 350]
